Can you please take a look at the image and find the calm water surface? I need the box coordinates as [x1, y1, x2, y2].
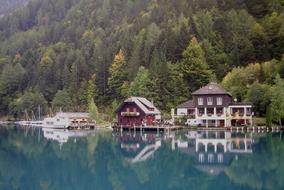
[0, 126, 283, 190]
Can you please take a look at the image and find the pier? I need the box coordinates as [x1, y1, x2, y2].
[112, 124, 284, 133]
[112, 124, 183, 133]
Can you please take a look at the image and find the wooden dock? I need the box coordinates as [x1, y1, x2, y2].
[185, 126, 284, 132]
[112, 124, 183, 133]
[112, 124, 284, 133]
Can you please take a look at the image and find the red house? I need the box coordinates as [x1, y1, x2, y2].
[116, 97, 161, 126]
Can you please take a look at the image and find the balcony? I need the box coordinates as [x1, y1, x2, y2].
[231, 112, 244, 118]
[207, 113, 213, 117]
[217, 113, 223, 117]
[121, 112, 140, 116]
[231, 112, 252, 118]
[198, 113, 204, 117]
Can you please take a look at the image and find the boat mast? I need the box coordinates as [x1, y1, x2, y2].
[38, 105, 41, 120]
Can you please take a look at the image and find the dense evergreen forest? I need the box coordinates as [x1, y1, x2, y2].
[0, 0, 283, 122]
[0, 0, 29, 17]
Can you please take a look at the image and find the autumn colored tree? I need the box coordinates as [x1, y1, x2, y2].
[107, 49, 128, 102]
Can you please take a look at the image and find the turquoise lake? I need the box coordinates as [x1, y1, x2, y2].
[0, 126, 283, 190]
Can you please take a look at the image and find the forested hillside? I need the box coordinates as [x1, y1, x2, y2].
[0, 0, 284, 121]
[0, 0, 29, 17]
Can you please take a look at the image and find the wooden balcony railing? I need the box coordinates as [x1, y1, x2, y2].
[207, 113, 213, 117]
[121, 112, 140, 116]
[231, 113, 245, 117]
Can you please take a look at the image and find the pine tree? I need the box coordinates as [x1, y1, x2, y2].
[88, 99, 99, 123]
[52, 89, 73, 112]
[127, 66, 155, 99]
[87, 74, 98, 104]
[107, 49, 128, 101]
[180, 37, 214, 92]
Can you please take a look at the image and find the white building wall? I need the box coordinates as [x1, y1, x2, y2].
[177, 108, 188, 116]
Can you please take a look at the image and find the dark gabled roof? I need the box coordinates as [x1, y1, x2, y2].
[177, 100, 194, 109]
[116, 97, 161, 115]
[192, 82, 232, 96]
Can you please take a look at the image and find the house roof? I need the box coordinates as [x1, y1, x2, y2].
[192, 82, 231, 96]
[56, 112, 89, 118]
[117, 97, 161, 115]
[177, 100, 194, 109]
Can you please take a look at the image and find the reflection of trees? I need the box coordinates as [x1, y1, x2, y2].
[1, 127, 283, 190]
[225, 134, 284, 190]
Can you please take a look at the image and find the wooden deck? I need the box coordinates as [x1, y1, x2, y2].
[185, 126, 284, 132]
[113, 124, 284, 133]
[112, 124, 183, 132]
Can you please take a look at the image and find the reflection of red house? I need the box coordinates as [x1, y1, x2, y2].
[116, 97, 161, 126]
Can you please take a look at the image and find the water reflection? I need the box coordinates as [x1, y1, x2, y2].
[114, 131, 254, 176]
[0, 126, 283, 190]
[42, 128, 95, 145]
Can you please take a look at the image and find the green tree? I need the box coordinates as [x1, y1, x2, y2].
[0, 63, 26, 96]
[88, 99, 100, 123]
[87, 74, 101, 123]
[87, 74, 99, 104]
[222, 63, 261, 101]
[52, 89, 73, 112]
[180, 37, 214, 92]
[127, 66, 154, 99]
[266, 105, 272, 127]
[245, 82, 271, 116]
[9, 90, 48, 119]
[270, 75, 284, 125]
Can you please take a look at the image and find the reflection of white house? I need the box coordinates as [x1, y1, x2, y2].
[195, 131, 253, 154]
[193, 131, 253, 175]
[42, 128, 95, 144]
[171, 131, 254, 175]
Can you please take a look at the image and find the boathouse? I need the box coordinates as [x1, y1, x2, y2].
[116, 97, 161, 127]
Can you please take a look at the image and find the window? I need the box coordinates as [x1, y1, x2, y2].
[126, 108, 130, 112]
[207, 97, 213, 105]
[198, 97, 203, 105]
[217, 97, 222, 105]
[198, 108, 205, 116]
[216, 108, 223, 115]
[133, 108, 137, 112]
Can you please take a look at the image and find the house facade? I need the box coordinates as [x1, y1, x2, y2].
[176, 82, 252, 127]
[116, 97, 161, 127]
[176, 100, 195, 117]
